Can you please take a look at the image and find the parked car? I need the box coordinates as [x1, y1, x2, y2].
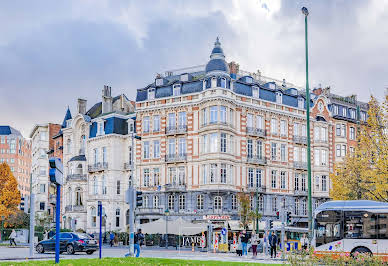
[35, 232, 98, 255]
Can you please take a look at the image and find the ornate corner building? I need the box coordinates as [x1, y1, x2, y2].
[134, 38, 368, 228]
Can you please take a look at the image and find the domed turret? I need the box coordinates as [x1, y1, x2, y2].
[205, 37, 230, 76]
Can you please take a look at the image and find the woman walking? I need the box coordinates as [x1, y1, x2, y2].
[251, 231, 259, 258]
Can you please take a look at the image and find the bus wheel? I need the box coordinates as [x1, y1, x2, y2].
[351, 247, 372, 258]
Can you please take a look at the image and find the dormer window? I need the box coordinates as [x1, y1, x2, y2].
[269, 83, 276, 90]
[180, 73, 189, 82]
[97, 121, 105, 136]
[350, 109, 356, 119]
[342, 107, 347, 117]
[298, 97, 304, 109]
[245, 76, 253, 84]
[220, 78, 226, 88]
[276, 92, 282, 104]
[173, 84, 181, 96]
[252, 86, 259, 98]
[211, 77, 217, 88]
[66, 120, 72, 128]
[148, 88, 155, 100]
[333, 105, 339, 115]
[155, 78, 164, 86]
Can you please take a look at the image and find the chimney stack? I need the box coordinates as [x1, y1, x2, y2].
[102, 85, 113, 114]
[77, 99, 87, 114]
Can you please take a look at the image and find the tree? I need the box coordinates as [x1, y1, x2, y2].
[4, 210, 29, 228]
[330, 96, 388, 202]
[36, 211, 53, 231]
[238, 193, 262, 230]
[0, 163, 21, 221]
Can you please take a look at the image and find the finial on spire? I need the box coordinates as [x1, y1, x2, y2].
[215, 36, 221, 46]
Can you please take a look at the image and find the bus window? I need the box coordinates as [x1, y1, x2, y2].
[377, 214, 388, 239]
[315, 210, 342, 247]
[344, 211, 377, 239]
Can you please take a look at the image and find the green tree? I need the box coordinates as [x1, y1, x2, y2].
[0, 163, 21, 221]
[238, 193, 262, 230]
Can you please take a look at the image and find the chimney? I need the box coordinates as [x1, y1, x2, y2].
[228, 61, 240, 75]
[77, 99, 87, 114]
[102, 85, 113, 114]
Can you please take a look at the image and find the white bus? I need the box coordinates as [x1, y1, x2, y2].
[313, 200, 388, 258]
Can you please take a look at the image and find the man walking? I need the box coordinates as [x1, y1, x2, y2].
[269, 231, 278, 258]
[9, 229, 17, 247]
[240, 230, 249, 256]
[134, 229, 144, 257]
[110, 232, 115, 247]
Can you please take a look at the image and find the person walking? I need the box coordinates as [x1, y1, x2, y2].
[300, 234, 308, 250]
[251, 231, 259, 258]
[134, 229, 144, 257]
[269, 231, 278, 258]
[9, 229, 17, 247]
[110, 232, 115, 247]
[240, 230, 249, 256]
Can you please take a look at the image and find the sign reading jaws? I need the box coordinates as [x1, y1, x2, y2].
[203, 215, 231, 220]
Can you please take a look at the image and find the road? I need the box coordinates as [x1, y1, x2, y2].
[0, 245, 284, 264]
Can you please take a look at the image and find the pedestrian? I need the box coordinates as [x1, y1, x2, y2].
[9, 229, 17, 247]
[110, 232, 115, 247]
[251, 230, 259, 258]
[240, 230, 249, 256]
[269, 231, 278, 258]
[300, 234, 308, 250]
[236, 234, 242, 256]
[134, 229, 144, 257]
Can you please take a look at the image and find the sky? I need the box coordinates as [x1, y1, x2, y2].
[0, 0, 387, 137]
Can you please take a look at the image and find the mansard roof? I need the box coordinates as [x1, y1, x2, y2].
[86, 94, 130, 119]
[0, 126, 22, 136]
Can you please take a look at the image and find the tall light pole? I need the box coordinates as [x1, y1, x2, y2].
[301, 6, 313, 242]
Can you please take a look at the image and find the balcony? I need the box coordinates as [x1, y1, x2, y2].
[136, 207, 164, 215]
[124, 162, 132, 170]
[247, 186, 266, 193]
[247, 156, 267, 165]
[202, 121, 233, 130]
[65, 205, 86, 212]
[293, 135, 307, 145]
[66, 174, 87, 182]
[88, 162, 108, 172]
[294, 161, 308, 170]
[246, 127, 266, 137]
[165, 183, 186, 192]
[165, 125, 187, 135]
[165, 153, 187, 163]
[294, 190, 308, 196]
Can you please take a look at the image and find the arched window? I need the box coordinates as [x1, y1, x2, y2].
[211, 77, 217, 88]
[91, 207, 97, 227]
[76, 164, 83, 175]
[75, 187, 83, 206]
[115, 208, 120, 227]
[93, 177, 98, 195]
[214, 196, 222, 211]
[102, 175, 107, 195]
[80, 135, 86, 154]
[153, 195, 159, 208]
[143, 195, 149, 208]
[220, 77, 226, 88]
[197, 195, 204, 210]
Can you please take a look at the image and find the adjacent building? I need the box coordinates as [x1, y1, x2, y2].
[0, 125, 31, 210]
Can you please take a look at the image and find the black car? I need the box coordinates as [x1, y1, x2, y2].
[36, 232, 98, 255]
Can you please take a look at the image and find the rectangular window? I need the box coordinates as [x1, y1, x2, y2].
[342, 145, 347, 157]
[301, 124, 307, 137]
[143, 141, 150, 159]
[40, 132, 47, 141]
[143, 116, 150, 133]
[202, 108, 208, 125]
[153, 115, 160, 132]
[280, 120, 287, 136]
[272, 197, 278, 212]
[210, 133, 218, 153]
[168, 167, 176, 184]
[294, 174, 299, 191]
[168, 113, 176, 129]
[168, 139, 175, 155]
[247, 139, 253, 158]
[342, 107, 347, 117]
[294, 147, 299, 161]
[333, 105, 338, 115]
[220, 106, 227, 123]
[252, 86, 259, 98]
[220, 133, 227, 153]
[143, 169, 150, 187]
[271, 143, 277, 160]
[173, 84, 181, 96]
[229, 108, 234, 127]
[314, 127, 320, 141]
[178, 138, 186, 156]
[153, 140, 160, 158]
[294, 199, 299, 215]
[153, 168, 160, 186]
[247, 114, 253, 128]
[102, 147, 107, 163]
[248, 168, 254, 187]
[336, 144, 341, 157]
[210, 164, 217, 183]
[94, 148, 98, 164]
[210, 106, 218, 123]
[301, 148, 307, 162]
[220, 164, 227, 183]
[350, 127, 355, 140]
[280, 171, 286, 189]
[271, 118, 278, 134]
[178, 112, 186, 128]
[116, 180, 121, 194]
[271, 170, 277, 188]
[341, 124, 346, 137]
[40, 202, 45, 211]
[321, 176, 327, 192]
[202, 135, 208, 153]
[256, 115, 263, 130]
[257, 140, 263, 159]
[321, 150, 327, 166]
[301, 174, 306, 191]
[256, 169, 262, 187]
[40, 184, 45, 193]
[294, 123, 299, 136]
[315, 149, 320, 166]
[321, 127, 327, 141]
[202, 165, 208, 184]
[336, 124, 341, 136]
[281, 144, 286, 161]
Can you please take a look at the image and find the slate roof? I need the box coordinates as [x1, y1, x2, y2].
[89, 117, 129, 138]
[86, 95, 129, 119]
[0, 126, 22, 136]
[69, 155, 86, 162]
[62, 107, 72, 128]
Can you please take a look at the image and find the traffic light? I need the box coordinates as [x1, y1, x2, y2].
[49, 157, 63, 185]
[136, 191, 143, 207]
[269, 219, 273, 229]
[286, 212, 291, 224]
[276, 211, 280, 220]
[20, 197, 25, 211]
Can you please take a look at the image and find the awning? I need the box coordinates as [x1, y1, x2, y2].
[228, 220, 243, 231]
[138, 217, 209, 235]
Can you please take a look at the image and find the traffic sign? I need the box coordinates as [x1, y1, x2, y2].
[221, 228, 227, 235]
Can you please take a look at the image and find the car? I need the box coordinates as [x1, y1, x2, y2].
[35, 232, 98, 255]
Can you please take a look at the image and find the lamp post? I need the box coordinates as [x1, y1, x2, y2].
[165, 209, 169, 249]
[301, 6, 313, 242]
[98, 201, 102, 259]
[255, 187, 259, 233]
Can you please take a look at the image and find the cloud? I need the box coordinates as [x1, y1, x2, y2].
[0, 0, 386, 137]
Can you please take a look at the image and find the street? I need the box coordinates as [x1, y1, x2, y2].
[0, 245, 283, 264]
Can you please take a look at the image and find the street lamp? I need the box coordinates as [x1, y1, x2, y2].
[301, 6, 313, 242]
[165, 209, 169, 249]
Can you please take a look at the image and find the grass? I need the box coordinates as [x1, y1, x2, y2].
[0, 257, 282, 265]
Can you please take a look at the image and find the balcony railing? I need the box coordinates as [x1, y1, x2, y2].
[294, 161, 308, 170]
[124, 162, 132, 170]
[246, 127, 266, 137]
[247, 186, 266, 193]
[165, 183, 186, 192]
[293, 135, 307, 145]
[294, 190, 308, 196]
[66, 174, 87, 182]
[247, 156, 267, 165]
[65, 205, 86, 212]
[165, 153, 187, 163]
[88, 162, 108, 172]
[165, 125, 187, 135]
[202, 121, 233, 129]
[136, 207, 164, 215]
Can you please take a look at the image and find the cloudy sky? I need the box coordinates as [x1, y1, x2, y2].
[1, 0, 387, 137]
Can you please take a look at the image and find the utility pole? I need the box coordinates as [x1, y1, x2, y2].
[29, 173, 35, 257]
[280, 204, 285, 260]
[301, 6, 313, 243]
[255, 186, 259, 233]
[98, 201, 102, 259]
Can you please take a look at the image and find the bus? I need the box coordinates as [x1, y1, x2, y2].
[312, 200, 388, 258]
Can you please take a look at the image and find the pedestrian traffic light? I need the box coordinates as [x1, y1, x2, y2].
[276, 211, 280, 220]
[269, 219, 273, 229]
[136, 191, 143, 207]
[286, 211, 291, 224]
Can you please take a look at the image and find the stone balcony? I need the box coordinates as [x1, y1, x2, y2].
[65, 205, 86, 212]
[246, 127, 266, 137]
[294, 190, 308, 196]
[246, 186, 266, 193]
[165, 125, 187, 135]
[247, 156, 267, 165]
[293, 135, 308, 145]
[136, 207, 164, 215]
[88, 162, 108, 172]
[66, 174, 87, 182]
[293, 161, 308, 170]
[165, 183, 186, 192]
[165, 153, 187, 163]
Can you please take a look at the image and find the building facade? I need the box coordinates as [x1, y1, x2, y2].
[0, 125, 31, 210]
[61, 86, 135, 233]
[134, 38, 368, 228]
